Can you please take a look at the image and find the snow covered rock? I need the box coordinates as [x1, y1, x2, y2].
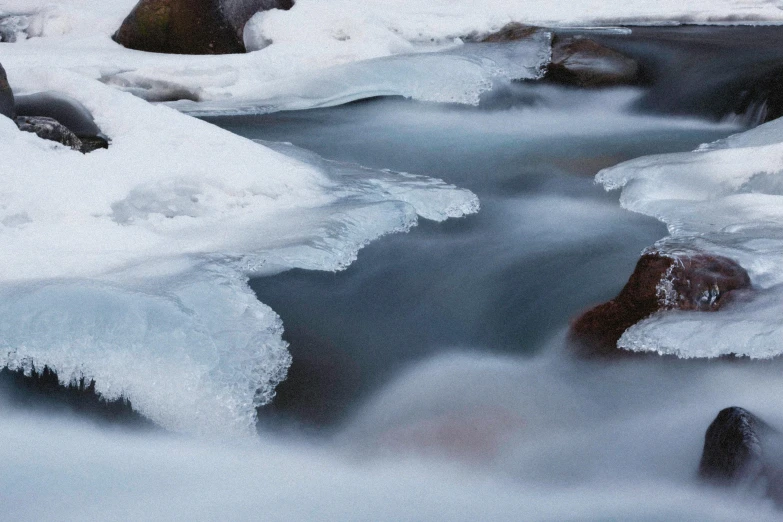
[546, 36, 640, 88]
[15, 116, 83, 151]
[113, 0, 293, 55]
[569, 252, 750, 357]
[0, 63, 14, 119]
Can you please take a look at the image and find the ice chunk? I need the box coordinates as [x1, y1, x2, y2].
[0, 69, 478, 436]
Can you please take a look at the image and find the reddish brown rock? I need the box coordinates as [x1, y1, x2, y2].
[478, 23, 543, 43]
[113, 0, 293, 55]
[546, 36, 640, 88]
[570, 252, 751, 358]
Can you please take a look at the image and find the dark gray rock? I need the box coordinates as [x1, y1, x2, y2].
[113, 0, 294, 55]
[699, 407, 783, 505]
[0, 62, 15, 119]
[699, 407, 767, 484]
[547, 36, 640, 88]
[16, 116, 83, 151]
[15, 91, 109, 152]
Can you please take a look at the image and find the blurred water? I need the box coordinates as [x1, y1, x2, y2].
[209, 85, 741, 426]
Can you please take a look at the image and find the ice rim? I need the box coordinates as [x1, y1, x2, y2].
[596, 117, 783, 360]
[0, 67, 478, 437]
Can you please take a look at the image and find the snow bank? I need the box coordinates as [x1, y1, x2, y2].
[4, 0, 783, 114]
[0, 68, 477, 436]
[597, 117, 783, 359]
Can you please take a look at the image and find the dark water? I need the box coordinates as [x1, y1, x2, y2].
[586, 25, 783, 123]
[209, 82, 741, 427]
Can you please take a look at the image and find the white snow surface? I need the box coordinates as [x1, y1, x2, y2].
[597, 117, 783, 359]
[3, 0, 783, 113]
[0, 68, 478, 436]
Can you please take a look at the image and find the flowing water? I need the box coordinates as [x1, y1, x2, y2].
[209, 86, 740, 428]
[7, 26, 783, 520]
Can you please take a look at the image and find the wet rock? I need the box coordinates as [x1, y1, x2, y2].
[0, 62, 15, 119]
[569, 252, 751, 357]
[15, 91, 109, 152]
[699, 407, 783, 504]
[477, 23, 543, 43]
[546, 36, 640, 88]
[15, 116, 83, 151]
[113, 0, 294, 55]
[699, 407, 767, 484]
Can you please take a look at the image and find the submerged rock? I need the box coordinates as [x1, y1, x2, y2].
[699, 407, 783, 504]
[113, 0, 294, 55]
[546, 36, 640, 88]
[15, 116, 83, 151]
[569, 252, 751, 357]
[15, 91, 109, 152]
[0, 62, 14, 119]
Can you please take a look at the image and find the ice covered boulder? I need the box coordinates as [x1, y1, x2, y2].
[569, 252, 750, 357]
[15, 92, 109, 152]
[699, 407, 783, 505]
[546, 36, 640, 88]
[0, 63, 14, 119]
[113, 0, 293, 55]
[15, 116, 83, 151]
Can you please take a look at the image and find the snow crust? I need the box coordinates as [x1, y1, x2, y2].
[597, 117, 783, 359]
[0, 68, 477, 436]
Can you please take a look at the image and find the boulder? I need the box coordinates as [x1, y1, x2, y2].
[546, 36, 640, 88]
[699, 407, 767, 484]
[113, 0, 294, 55]
[0, 62, 15, 119]
[15, 116, 83, 151]
[569, 252, 751, 357]
[478, 23, 543, 43]
[15, 91, 109, 152]
[699, 407, 783, 504]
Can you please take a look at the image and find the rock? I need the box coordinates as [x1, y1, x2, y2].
[15, 116, 83, 151]
[569, 252, 751, 357]
[546, 36, 640, 88]
[478, 23, 543, 43]
[113, 0, 294, 55]
[0, 62, 15, 119]
[699, 407, 783, 504]
[15, 91, 109, 152]
[699, 407, 767, 484]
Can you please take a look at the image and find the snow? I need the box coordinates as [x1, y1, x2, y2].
[597, 116, 783, 359]
[0, 68, 477, 436]
[3, 0, 783, 114]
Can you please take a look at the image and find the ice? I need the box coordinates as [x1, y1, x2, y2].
[0, 68, 477, 436]
[165, 37, 552, 115]
[596, 116, 783, 359]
